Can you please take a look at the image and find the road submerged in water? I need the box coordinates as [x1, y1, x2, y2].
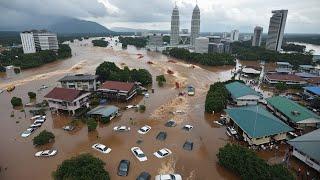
[0, 37, 287, 180]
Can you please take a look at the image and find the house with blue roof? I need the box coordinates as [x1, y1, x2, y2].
[303, 86, 320, 99]
[225, 81, 262, 106]
[225, 105, 293, 145]
[87, 105, 119, 122]
[288, 128, 320, 172]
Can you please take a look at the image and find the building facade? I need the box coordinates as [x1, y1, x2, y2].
[58, 74, 98, 91]
[230, 30, 239, 42]
[225, 81, 262, 106]
[194, 37, 209, 53]
[190, 5, 200, 47]
[208, 43, 224, 54]
[98, 81, 138, 101]
[170, 5, 180, 46]
[266, 10, 288, 51]
[20, 30, 59, 54]
[252, 26, 263, 47]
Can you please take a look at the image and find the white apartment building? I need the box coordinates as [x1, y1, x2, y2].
[230, 30, 239, 42]
[20, 30, 59, 54]
[266, 10, 288, 52]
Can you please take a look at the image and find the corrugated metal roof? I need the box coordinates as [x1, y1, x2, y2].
[87, 105, 119, 117]
[44, 87, 86, 102]
[225, 105, 293, 138]
[288, 128, 320, 162]
[58, 74, 98, 82]
[225, 81, 260, 99]
[266, 96, 320, 123]
[304, 86, 320, 96]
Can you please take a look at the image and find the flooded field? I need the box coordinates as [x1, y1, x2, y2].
[0, 38, 285, 180]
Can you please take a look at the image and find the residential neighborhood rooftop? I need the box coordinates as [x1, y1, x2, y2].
[44, 87, 86, 102]
[266, 73, 305, 82]
[288, 128, 320, 162]
[99, 81, 135, 92]
[225, 105, 293, 138]
[58, 74, 98, 82]
[307, 77, 320, 85]
[266, 96, 320, 124]
[304, 86, 320, 96]
[225, 81, 260, 99]
[87, 105, 119, 118]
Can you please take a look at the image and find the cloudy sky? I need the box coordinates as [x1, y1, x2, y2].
[0, 0, 319, 33]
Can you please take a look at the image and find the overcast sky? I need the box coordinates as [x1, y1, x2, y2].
[0, 0, 319, 33]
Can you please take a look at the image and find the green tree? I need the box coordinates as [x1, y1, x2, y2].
[156, 75, 166, 87]
[11, 97, 22, 107]
[33, 130, 55, 146]
[87, 118, 98, 132]
[205, 82, 230, 113]
[53, 153, 110, 180]
[92, 39, 109, 47]
[118, 36, 147, 48]
[275, 82, 288, 92]
[139, 105, 146, 112]
[28, 92, 37, 99]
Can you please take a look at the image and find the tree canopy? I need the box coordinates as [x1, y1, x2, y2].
[33, 130, 55, 146]
[119, 36, 147, 48]
[53, 153, 110, 180]
[11, 97, 22, 107]
[205, 82, 230, 113]
[92, 39, 109, 47]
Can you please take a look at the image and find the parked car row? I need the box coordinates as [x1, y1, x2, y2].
[21, 115, 46, 138]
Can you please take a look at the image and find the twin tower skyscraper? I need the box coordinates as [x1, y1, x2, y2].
[170, 3, 200, 47]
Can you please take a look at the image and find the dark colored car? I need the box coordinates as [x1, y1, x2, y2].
[117, 160, 130, 176]
[183, 141, 194, 151]
[136, 171, 151, 180]
[165, 120, 176, 127]
[156, 132, 167, 141]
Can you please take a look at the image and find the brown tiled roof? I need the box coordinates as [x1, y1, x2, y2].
[266, 73, 305, 82]
[44, 87, 83, 102]
[100, 81, 135, 91]
[307, 77, 320, 84]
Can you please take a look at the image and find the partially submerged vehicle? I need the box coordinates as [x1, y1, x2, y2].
[35, 149, 57, 157]
[113, 125, 131, 132]
[138, 125, 151, 135]
[187, 85, 195, 96]
[153, 148, 172, 159]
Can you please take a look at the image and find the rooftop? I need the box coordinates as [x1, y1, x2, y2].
[44, 87, 87, 102]
[225, 105, 293, 138]
[288, 128, 320, 162]
[87, 105, 119, 117]
[307, 77, 320, 84]
[266, 96, 320, 124]
[276, 62, 292, 66]
[266, 73, 306, 82]
[100, 81, 135, 92]
[58, 74, 98, 82]
[225, 81, 260, 99]
[304, 86, 320, 96]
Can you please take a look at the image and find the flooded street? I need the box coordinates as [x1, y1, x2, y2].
[0, 38, 273, 180]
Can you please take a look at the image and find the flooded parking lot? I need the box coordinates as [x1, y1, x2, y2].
[0, 38, 286, 180]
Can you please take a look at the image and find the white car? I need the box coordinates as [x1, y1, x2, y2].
[213, 121, 223, 126]
[182, 125, 193, 131]
[35, 149, 57, 157]
[126, 105, 139, 109]
[155, 174, 182, 180]
[34, 118, 46, 124]
[144, 93, 150, 98]
[227, 127, 237, 135]
[113, 126, 130, 132]
[131, 147, 147, 162]
[21, 128, 35, 138]
[30, 115, 46, 120]
[30, 123, 42, 128]
[138, 125, 151, 134]
[153, 148, 172, 158]
[91, 143, 112, 154]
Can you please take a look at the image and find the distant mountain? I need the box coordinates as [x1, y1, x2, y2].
[48, 19, 113, 34]
[110, 27, 148, 32]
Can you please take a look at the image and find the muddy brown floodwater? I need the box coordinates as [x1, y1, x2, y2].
[1, 37, 241, 180]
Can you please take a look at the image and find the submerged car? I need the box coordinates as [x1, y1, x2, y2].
[131, 147, 147, 162]
[183, 141, 194, 151]
[155, 174, 182, 180]
[153, 148, 172, 158]
[30, 122, 42, 128]
[165, 120, 176, 127]
[113, 125, 131, 132]
[34, 118, 46, 124]
[136, 171, 151, 180]
[156, 132, 167, 141]
[35, 149, 57, 157]
[30, 115, 46, 120]
[227, 127, 237, 135]
[187, 86, 195, 96]
[138, 125, 151, 134]
[21, 128, 35, 138]
[182, 125, 193, 131]
[91, 143, 112, 154]
[117, 160, 130, 176]
[63, 125, 75, 131]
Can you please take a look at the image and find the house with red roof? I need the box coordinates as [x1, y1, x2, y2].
[44, 87, 91, 115]
[264, 73, 307, 85]
[98, 81, 138, 101]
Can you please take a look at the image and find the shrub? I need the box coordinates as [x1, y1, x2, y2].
[275, 82, 288, 92]
[87, 118, 98, 132]
[156, 75, 166, 87]
[53, 153, 110, 180]
[217, 144, 294, 180]
[139, 105, 146, 112]
[100, 116, 110, 124]
[11, 97, 22, 107]
[205, 82, 229, 113]
[33, 130, 55, 146]
[28, 92, 37, 99]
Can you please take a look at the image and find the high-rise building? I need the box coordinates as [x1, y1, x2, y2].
[222, 32, 228, 39]
[190, 4, 200, 47]
[20, 30, 58, 54]
[266, 10, 288, 51]
[208, 43, 224, 54]
[181, 29, 189, 34]
[170, 5, 180, 46]
[230, 30, 239, 42]
[252, 26, 263, 47]
[195, 37, 209, 53]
